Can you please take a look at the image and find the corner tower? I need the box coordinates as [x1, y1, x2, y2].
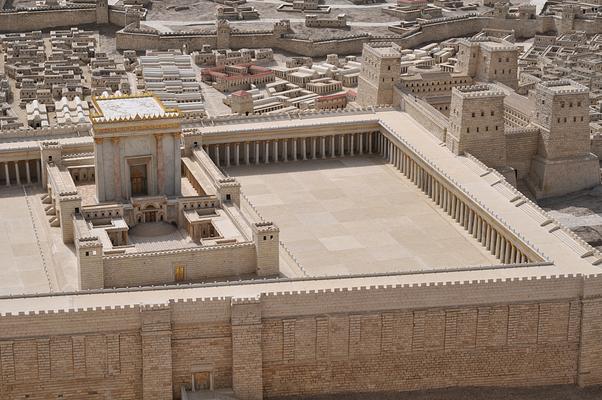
[528, 80, 600, 198]
[447, 84, 507, 168]
[357, 43, 401, 106]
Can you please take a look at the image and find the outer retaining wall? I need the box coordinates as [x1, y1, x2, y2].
[1, 274, 602, 399]
[0, 6, 97, 33]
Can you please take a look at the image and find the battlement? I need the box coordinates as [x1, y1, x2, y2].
[362, 42, 402, 58]
[254, 221, 278, 233]
[536, 79, 589, 95]
[0, 270, 599, 317]
[453, 84, 505, 98]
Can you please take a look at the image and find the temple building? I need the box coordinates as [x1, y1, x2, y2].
[41, 93, 279, 290]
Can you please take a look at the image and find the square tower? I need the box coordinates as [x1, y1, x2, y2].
[456, 38, 519, 89]
[528, 80, 600, 198]
[357, 43, 402, 106]
[91, 93, 183, 203]
[447, 84, 507, 168]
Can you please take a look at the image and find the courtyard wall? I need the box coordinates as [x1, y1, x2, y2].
[102, 242, 257, 287]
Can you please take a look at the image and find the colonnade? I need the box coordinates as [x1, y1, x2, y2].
[0, 159, 41, 187]
[205, 131, 378, 168]
[381, 132, 531, 265]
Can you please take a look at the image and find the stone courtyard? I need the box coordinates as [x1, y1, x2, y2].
[228, 156, 496, 276]
[0, 186, 77, 296]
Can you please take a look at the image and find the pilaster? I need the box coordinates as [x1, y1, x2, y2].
[231, 298, 263, 400]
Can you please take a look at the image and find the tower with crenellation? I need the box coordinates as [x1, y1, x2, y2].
[528, 79, 600, 198]
[357, 43, 402, 106]
[447, 84, 507, 168]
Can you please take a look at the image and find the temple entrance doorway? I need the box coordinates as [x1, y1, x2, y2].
[130, 164, 148, 196]
[144, 210, 157, 222]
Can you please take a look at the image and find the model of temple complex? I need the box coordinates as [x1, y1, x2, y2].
[4, 1, 602, 400]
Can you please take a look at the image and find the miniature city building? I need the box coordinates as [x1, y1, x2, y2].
[26, 100, 49, 128]
[230, 90, 254, 115]
[55, 96, 90, 125]
[139, 50, 205, 116]
[305, 14, 347, 28]
[455, 37, 519, 90]
[314, 91, 348, 109]
[202, 63, 275, 92]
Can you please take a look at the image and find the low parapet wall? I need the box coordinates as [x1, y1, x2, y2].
[0, 123, 91, 140]
[398, 91, 448, 141]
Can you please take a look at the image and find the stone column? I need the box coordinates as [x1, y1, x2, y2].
[255, 142, 260, 165]
[368, 132, 373, 154]
[350, 134, 355, 156]
[225, 144, 231, 168]
[330, 136, 335, 158]
[245, 142, 250, 166]
[339, 135, 345, 157]
[235, 143, 240, 166]
[25, 161, 31, 184]
[155, 134, 164, 194]
[112, 138, 121, 200]
[283, 140, 288, 162]
[311, 137, 317, 160]
[4, 163, 10, 187]
[264, 141, 270, 164]
[231, 299, 263, 400]
[359, 133, 363, 155]
[214, 144, 220, 167]
[292, 139, 297, 161]
[14, 161, 20, 185]
[302, 139, 307, 160]
[273, 140, 279, 163]
[36, 159, 41, 185]
[321, 137, 326, 159]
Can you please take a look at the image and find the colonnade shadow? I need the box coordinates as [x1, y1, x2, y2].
[224, 154, 388, 178]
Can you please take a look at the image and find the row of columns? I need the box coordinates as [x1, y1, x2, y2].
[207, 132, 377, 168]
[382, 133, 530, 265]
[1, 159, 41, 187]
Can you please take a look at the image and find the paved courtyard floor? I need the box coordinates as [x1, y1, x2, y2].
[228, 156, 497, 277]
[0, 185, 78, 296]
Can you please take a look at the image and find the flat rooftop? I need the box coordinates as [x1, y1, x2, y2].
[93, 95, 167, 120]
[228, 156, 497, 276]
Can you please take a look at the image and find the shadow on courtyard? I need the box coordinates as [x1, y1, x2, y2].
[224, 154, 388, 178]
